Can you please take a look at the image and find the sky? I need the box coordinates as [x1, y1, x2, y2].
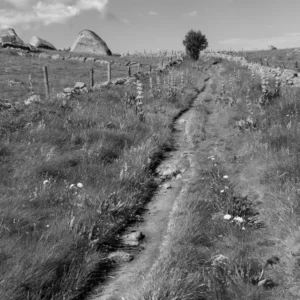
[1, 0, 300, 53]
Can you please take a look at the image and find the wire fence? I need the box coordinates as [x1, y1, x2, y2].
[0, 55, 159, 102]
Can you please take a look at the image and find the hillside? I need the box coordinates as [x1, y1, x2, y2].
[1, 46, 300, 300]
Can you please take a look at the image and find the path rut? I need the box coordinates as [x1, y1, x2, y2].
[89, 90, 205, 300]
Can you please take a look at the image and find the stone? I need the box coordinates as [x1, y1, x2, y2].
[81, 87, 89, 93]
[86, 57, 96, 62]
[108, 251, 134, 263]
[56, 92, 69, 100]
[29, 36, 56, 50]
[176, 174, 182, 180]
[51, 54, 64, 60]
[163, 183, 172, 189]
[39, 53, 51, 59]
[113, 78, 126, 85]
[268, 45, 277, 50]
[74, 82, 86, 89]
[123, 231, 144, 245]
[24, 95, 41, 105]
[161, 169, 174, 178]
[64, 87, 74, 93]
[70, 29, 112, 56]
[95, 59, 107, 64]
[123, 240, 139, 246]
[0, 28, 30, 50]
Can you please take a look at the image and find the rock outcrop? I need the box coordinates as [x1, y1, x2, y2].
[268, 45, 277, 50]
[29, 36, 56, 50]
[70, 29, 112, 56]
[0, 28, 30, 50]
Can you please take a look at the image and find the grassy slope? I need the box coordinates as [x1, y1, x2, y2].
[135, 56, 300, 299]
[0, 53, 195, 300]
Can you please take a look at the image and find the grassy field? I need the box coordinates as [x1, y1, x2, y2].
[236, 48, 300, 71]
[0, 47, 164, 102]
[0, 51, 196, 300]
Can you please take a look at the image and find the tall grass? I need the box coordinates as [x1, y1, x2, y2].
[0, 57, 195, 300]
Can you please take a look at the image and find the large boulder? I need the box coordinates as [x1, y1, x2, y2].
[0, 28, 30, 50]
[29, 36, 56, 50]
[70, 29, 112, 56]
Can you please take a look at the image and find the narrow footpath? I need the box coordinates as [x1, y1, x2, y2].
[89, 82, 210, 300]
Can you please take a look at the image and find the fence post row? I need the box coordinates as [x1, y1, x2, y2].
[107, 62, 111, 83]
[90, 68, 94, 87]
[43, 65, 50, 99]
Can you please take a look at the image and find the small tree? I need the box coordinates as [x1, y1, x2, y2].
[183, 30, 208, 60]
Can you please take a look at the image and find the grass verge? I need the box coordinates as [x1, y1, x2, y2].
[0, 57, 196, 300]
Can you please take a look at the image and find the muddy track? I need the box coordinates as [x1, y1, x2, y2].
[87, 85, 210, 300]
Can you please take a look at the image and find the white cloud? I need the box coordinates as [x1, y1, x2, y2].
[0, 0, 108, 28]
[219, 34, 300, 50]
[149, 11, 158, 16]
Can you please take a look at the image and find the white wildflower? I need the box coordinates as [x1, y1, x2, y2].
[223, 214, 232, 220]
[77, 183, 83, 188]
[43, 180, 50, 185]
[233, 216, 244, 223]
[212, 254, 228, 267]
[223, 175, 229, 179]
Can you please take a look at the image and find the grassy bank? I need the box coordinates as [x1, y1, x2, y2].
[0, 57, 196, 299]
[134, 56, 300, 299]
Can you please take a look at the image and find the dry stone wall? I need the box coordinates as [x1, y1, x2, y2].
[202, 50, 300, 87]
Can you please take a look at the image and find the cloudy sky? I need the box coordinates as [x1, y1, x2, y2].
[1, 0, 300, 53]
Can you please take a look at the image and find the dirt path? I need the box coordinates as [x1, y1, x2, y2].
[88, 87, 207, 300]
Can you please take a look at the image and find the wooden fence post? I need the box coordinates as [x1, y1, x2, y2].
[138, 63, 141, 73]
[90, 68, 94, 87]
[128, 66, 131, 77]
[149, 64, 152, 73]
[43, 66, 50, 99]
[107, 62, 111, 83]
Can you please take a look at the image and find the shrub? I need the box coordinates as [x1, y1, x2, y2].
[183, 29, 208, 60]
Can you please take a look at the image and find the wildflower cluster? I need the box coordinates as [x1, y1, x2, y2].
[120, 162, 129, 180]
[274, 68, 281, 96]
[149, 76, 154, 98]
[136, 80, 145, 121]
[223, 214, 246, 230]
[259, 69, 269, 105]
